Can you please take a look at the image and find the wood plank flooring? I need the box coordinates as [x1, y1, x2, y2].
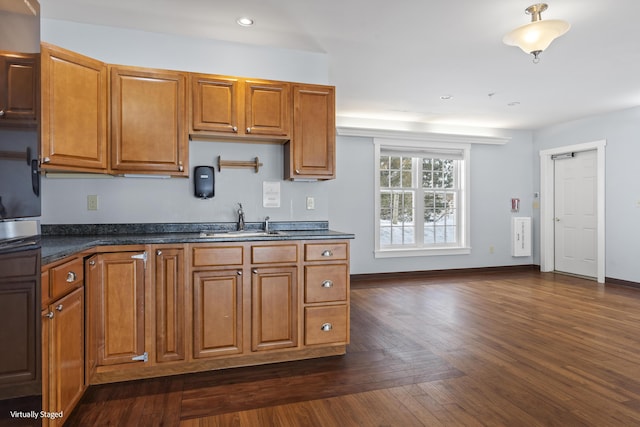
[65, 269, 640, 426]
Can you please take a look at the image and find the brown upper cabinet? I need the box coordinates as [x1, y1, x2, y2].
[110, 65, 188, 176]
[190, 74, 290, 142]
[38, 44, 336, 179]
[285, 84, 336, 180]
[0, 51, 39, 128]
[40, 43, 108, 172]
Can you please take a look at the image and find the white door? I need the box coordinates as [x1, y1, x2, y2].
[554, 149, 597, 277]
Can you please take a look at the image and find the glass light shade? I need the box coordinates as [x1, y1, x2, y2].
[503, 19, 570, 54]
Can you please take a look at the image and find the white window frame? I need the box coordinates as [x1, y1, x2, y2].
[374, 138, 471, 258]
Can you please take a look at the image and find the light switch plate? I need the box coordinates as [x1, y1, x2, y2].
[306, 196, 315, 210]
[87, 195, 98, 211]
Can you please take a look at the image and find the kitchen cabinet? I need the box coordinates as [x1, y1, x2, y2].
[192, 269, 244, 358]
[40, 43, 108, 172]
[302, 241, 349, 346]
[0, 51, 38, 128]
[71, 238, 349, 385]
[154, 246, 186, 363]
[42, 287, 84, 427]
[190, 74, 291, 141]
[110, 65, 188, 176]
[0, 247, 40, 400]
[190, 244, 244, 359]
[90, 251, 147, 368]
[285, 84, 336, 180]
[41, 254, 85, 427]
[251, 266, 298, 351]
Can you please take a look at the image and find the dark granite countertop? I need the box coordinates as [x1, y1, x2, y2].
[41, 222, 354, 265]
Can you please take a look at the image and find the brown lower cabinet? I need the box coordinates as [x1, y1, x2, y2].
[42, 287, 84, 427]
[41, 254, 85, 427]
[79, 240, 349, 388]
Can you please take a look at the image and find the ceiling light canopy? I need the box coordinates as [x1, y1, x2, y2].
[503, 3, 570, 63]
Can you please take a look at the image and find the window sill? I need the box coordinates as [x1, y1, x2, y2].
[375, 246, 471, 258]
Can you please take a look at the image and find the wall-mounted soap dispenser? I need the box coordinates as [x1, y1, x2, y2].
[194, 166, 214, 199]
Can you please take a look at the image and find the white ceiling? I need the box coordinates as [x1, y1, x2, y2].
[39, 0, 640, 130]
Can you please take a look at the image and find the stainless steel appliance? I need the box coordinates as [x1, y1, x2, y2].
[0, 1, 42, 425]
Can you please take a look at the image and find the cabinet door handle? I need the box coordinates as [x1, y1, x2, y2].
[44, 311, 54, 319]
[321, 250, 333, 257]
[295, 169, 300, 174]
[55, 304, 63, 312]
[66, 271, 77, 282]
[237, 270, 243, 275]
[42, 157, 51, 163]
[0, 109, 4, 117]
[322, 280, 333, 288]
[232, 126, 238, 132]
[246, 127, 251, 134]
[252, 268, 258, 274]
[156, 250, 162, 256]
[321, 323, 333, 332]
[89, 260, 96, 266]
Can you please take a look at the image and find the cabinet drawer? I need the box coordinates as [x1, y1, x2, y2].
[305, 264, 348, 303]
[304, 305, 348, 346]
[251, 244, 298, 264]
[50, 257, 84, 299]
[304, 242, 348, 261]
[192, 245, 243, 267]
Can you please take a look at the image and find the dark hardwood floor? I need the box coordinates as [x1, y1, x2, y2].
[65, 269, 640, 426]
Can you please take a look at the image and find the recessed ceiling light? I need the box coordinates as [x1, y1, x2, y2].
[237, 17, 255, 27]
[440, 95, 453, 100]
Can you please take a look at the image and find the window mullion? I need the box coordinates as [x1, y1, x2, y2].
[414, 158, 424, 246]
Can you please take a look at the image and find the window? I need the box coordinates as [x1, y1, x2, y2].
[375, 139, 471, 257]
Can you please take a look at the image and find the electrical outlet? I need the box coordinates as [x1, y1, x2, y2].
[306, 196, 315, 210]
[87, 195, 98, 211]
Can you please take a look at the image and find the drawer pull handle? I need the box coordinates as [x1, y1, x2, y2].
[66, 271, 77, 283]
[321, 323, 333, 332]
[322, 280, 333, 288]
[55, 304, 63, 312]
[321, 250, 333, 257]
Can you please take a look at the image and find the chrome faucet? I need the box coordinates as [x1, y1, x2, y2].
[237, 203, 245, 231]
[264, 216, 270, 233]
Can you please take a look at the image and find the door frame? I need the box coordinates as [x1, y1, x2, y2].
[539, 140, 606, 283]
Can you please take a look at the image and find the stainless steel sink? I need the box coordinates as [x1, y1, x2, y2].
[199, 230, 282, 238]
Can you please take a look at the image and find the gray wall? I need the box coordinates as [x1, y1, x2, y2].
[327, 130, 535, 274]
[532, 106, 640, 283]
[41, 18, 639, 281]
[40, 19, 331, 225]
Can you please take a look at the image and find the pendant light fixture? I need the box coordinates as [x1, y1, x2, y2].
[503, 3, 570, 63]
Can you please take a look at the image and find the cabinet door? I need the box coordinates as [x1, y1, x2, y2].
[110, 66, 188, 175]
[40, 43, 108, 172]
[244, 80, 290, 138]
[285, 84, 335, 180]
[0, 52, 38, 127]
[0, 254, 40, 399]
[94, 252, 146, 366]
[155, 247, 185, 363]
[49, 287, 84, 426]
[251, 266, 298, 351]
[192, 269, 243, 358]
[190, 74, 241, 135]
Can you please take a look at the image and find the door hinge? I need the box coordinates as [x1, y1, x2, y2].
[131, 352, 148, 362]
[131, 252, 147, 268]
